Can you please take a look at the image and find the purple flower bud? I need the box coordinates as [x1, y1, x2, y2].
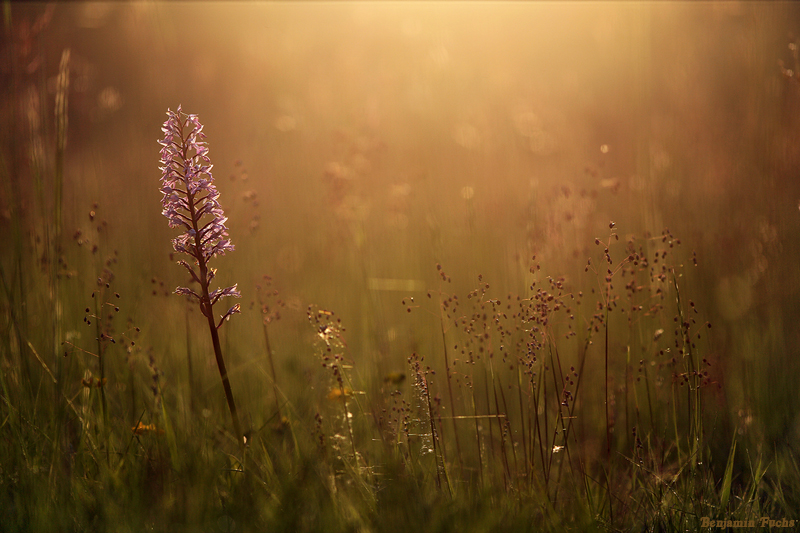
[217, 303, 242, 329]
[175, 287, 201, 301]
[210, 284, 241, 305]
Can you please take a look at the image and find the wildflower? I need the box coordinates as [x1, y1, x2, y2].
[158, 105, 241, 326]
[132, 422, 165, 436]
[158, 106, 244, 450]
[327, 387, 353, 402]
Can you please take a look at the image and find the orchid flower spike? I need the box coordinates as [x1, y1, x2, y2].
[158, 105, 240, 323]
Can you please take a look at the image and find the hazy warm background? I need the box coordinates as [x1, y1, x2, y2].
[4, 1, 800, 456]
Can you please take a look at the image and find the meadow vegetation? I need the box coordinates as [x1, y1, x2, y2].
[2, 3, 800, 532]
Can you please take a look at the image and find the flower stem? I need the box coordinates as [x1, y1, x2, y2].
[158, 106, 243, 454]
[206, 306, 244, 452]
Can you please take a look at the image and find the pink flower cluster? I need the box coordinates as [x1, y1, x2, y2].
[158, 105, 240, 325]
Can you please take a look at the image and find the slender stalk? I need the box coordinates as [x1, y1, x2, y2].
[93, 291, 109, 465]
[439, 314, 463, 476]
[517, 366, 530, 485]
[605, 306, 613, 526]
[672, 272, 701, 466]
[549, 343, 577, 507]
[200, 270, 243, 452]
[339, 380, 357, 462]
[423, 373, 450, 494]
[531, 368, 547, 486]
[605, 308, 611, 463]
[53, 49, 68, 370]
[482, 365, 496, 482]
[497, 371, 517, 484]
[625, 345, 631, 449]
[185, 305, 195, 415]
[561, 338, 589, 457]
[262, 320, 281, 421]
[489, 359, 510, 490]
[471, 367, 484, 487]
[542, 356, 549, 482]
[643, 359, 656, 437]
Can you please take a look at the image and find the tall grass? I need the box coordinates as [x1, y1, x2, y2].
[0, 158, 793, 532]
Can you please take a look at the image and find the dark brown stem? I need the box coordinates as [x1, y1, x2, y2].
[181, 129, 244, 453]
[206, 298, 244, 452]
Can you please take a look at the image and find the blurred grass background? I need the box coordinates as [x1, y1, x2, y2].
[3, 2, 800, 530]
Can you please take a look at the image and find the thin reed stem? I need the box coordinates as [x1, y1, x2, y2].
[423, 373, 450, 494]
[185, 305, 195, 415]
[262, 320, 282, 421]
[604, 306, 613, 526]
[93, 291, 109, 465]
[439, 314, 463, 476]
[531, 368, 547, 486]
[489, 358, 510, 491]
[470, 370, 484, 487]
[340, 381, 357, 463]
[516, 366, 530, 485]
